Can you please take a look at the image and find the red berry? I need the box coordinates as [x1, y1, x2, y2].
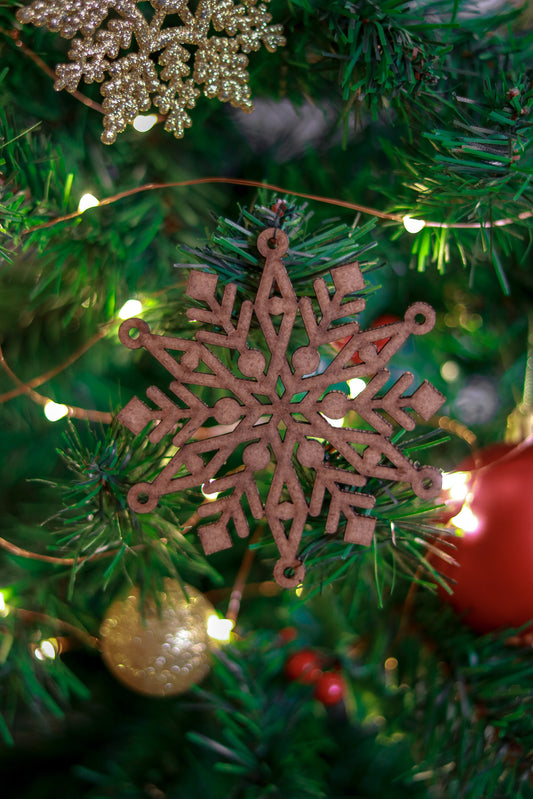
[314, 672, 346, 706]
[284, 650, 322, 684]
[279, 626, 298, 644]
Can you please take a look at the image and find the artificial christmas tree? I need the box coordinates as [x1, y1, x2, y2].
[1, 1, 533, 798]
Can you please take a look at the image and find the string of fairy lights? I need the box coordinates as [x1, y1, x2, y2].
[2, 113, 488, 550]
[30, 122, 432, 428]
[1, 19, 526, 703]
[0, 584, 235, 667]
[2, 109, 521, 643]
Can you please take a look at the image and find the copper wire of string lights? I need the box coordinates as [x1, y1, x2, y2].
[22, 176, 533, 236]
[0, 343, 113, 424]
[2, 26, 530, 233]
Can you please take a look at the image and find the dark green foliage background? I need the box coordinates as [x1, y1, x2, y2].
[0, 1, 532, 797]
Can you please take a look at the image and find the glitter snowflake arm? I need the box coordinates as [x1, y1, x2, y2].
[155, 38, 200, 137]
[16, 0, 285, 144]
[16, 0, 114, 38]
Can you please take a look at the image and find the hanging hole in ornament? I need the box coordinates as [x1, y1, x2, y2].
[119, 318, 150, 349]
[256, 228, 289, 257]
[127, 483, 159, 513]
[412, 467, 442, 500]
[405, 303, 435, 335]
[273, 559, 305, 588]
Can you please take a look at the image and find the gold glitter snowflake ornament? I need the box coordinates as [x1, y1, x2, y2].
[16, 0, 285, 144]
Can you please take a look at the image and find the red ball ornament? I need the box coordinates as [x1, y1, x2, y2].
[363, 313, 401, 354]
[314, 672, 346, 706]
[439, 439, 533, 634]
[284, 649, 323, 684]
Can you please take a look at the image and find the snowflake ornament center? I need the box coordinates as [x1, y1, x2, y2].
[117, 228, 445, 587]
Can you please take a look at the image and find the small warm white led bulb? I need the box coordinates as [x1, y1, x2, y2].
[440, 360, 460, 382]
[0, 591, 8, 617]
[201, 482, 220, 501]
[33, 640, 55, 661]
[39, 639, 57, 659]
[207, 615, 233, 643]
[450, 504, 480, 534]
[321, 414, 344, 429]
[402, 215, 426, 234]
[44, 400, 69, 422]
[118, 299, 143, 320]
[133, 114, 158, 133]
[348, 378, 366, 398]
[78, 193, 100, 213]
[441, 471, 470, 503]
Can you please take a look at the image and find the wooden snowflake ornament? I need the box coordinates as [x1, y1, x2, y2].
[117, 228, 445, 587]
[16, 0, 285, 144]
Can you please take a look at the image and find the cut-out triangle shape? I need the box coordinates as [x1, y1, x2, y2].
[277, 419, 288, 440]
[290, 411, 309, 424]
[252, 393, 272, 405]
[193, 360, 216, 375]
[270, 278, 286, 303]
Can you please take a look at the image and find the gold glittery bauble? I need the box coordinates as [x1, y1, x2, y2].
[16, 0, 285, 144]
[100, 580, 215, 697]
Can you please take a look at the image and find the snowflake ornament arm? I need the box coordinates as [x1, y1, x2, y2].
[16, 0, 285, 143]
[116, 228, 445, 588]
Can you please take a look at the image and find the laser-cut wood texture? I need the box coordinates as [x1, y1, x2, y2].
[117, 227, 445, 587]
